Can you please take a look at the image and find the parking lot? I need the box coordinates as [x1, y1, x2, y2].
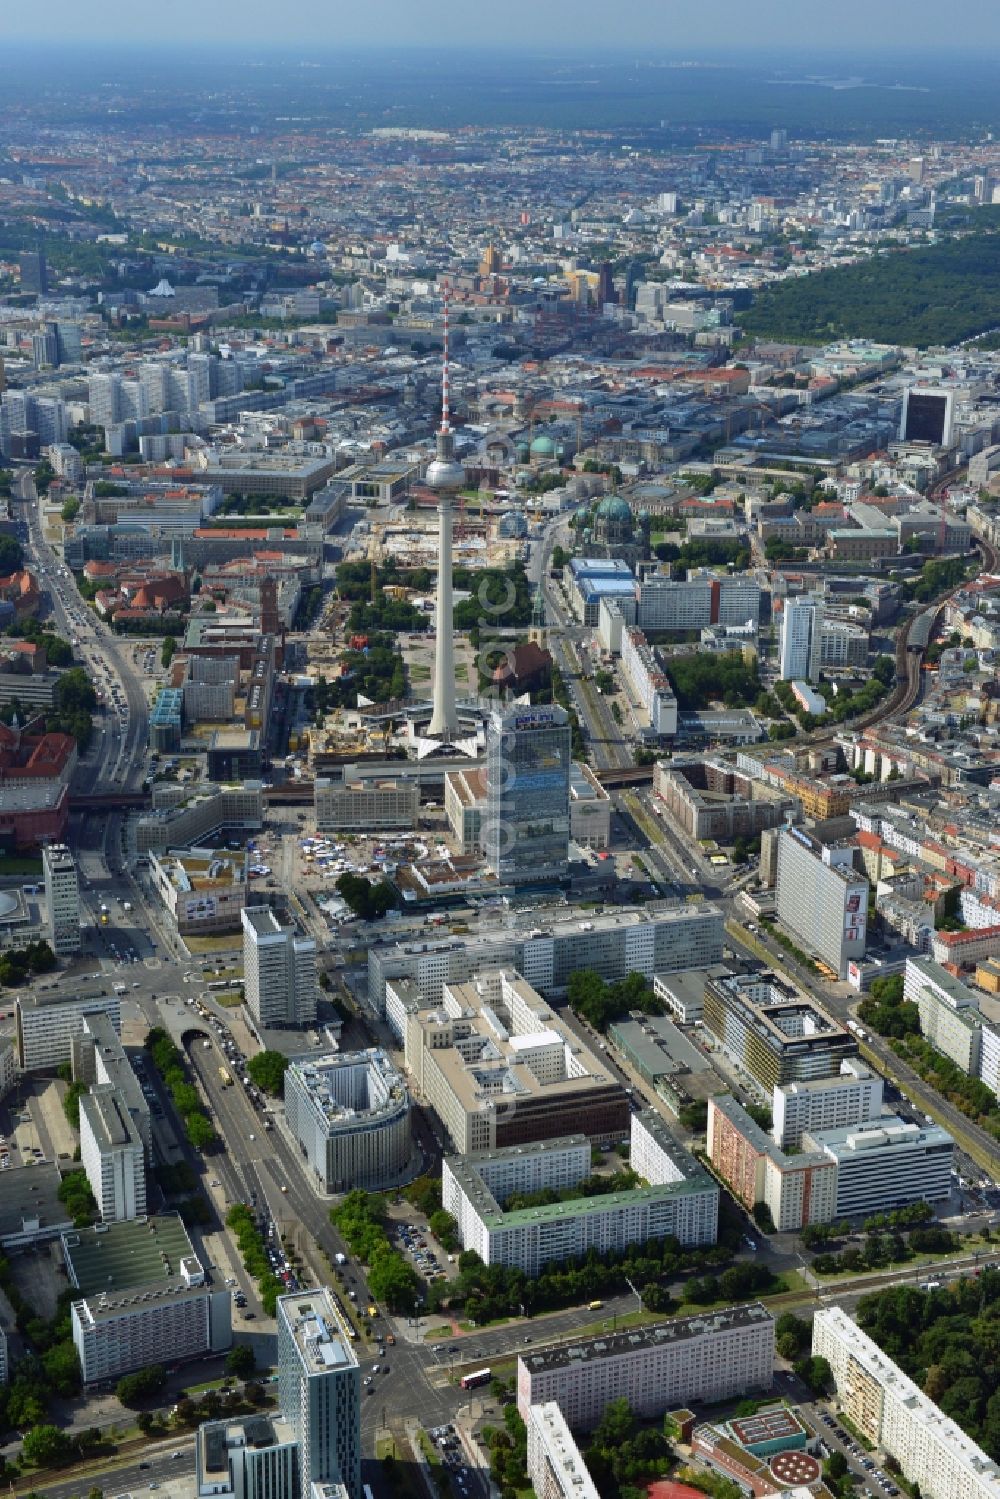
[815, 1406, 900, 1497]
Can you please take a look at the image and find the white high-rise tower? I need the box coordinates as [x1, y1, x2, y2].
[426, 285, 464, 740]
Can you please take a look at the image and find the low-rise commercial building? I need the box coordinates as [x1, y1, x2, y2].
[813, 1306, 1000, 1499]
[443, 1113, 718, 1274]
[402, 968, 628, 1155]
[284, 1049, 411, 1193]
[0, 1161, 72, 1249]
[517, 1303, 775, 1430]
[150, 846, 247, 935]
[314, 776, 419, 833]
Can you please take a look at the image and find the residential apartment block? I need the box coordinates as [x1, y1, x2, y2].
[16, 990, 121, 1072]
[369, 903, 724, 1017]
[79, 1085, 146, 1222]
[707, 1094, 838, 1232]
[517, 1303, 775, 1429]
[772, 1060, 884, 1150]
[66, 1217, 231, 1385]
[709, 1092, 953, 1228]
[904, 957, 986, 1075]
[443, 1113, 718, 1274]
[813, 1307, 1000, 1499]
[526, 1403, 601, 1499]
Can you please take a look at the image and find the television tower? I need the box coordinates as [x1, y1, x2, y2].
[426, 284, 463, 740]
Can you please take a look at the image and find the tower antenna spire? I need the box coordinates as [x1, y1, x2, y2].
[441, 280, 451, 434]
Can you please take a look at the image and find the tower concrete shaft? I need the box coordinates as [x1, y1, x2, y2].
[428, 478, 459, 738]
[425, 281, 463, 741]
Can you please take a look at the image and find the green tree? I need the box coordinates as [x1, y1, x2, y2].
[60, 497, 80, 523]
[161, 635, 176, 669]
[116, 1364, 166, 1405]
[246, 1050, 289, 1096]
[226, 1344, 257, 1378]
[184, 1112, 217, 1151]
[367, 1250, 420, 1312]
[21, 1424, 71, 1468]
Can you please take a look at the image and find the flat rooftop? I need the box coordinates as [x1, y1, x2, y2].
[0, 1161, 72, 1245]
[279, 1289, 358, 1374]
[520, 1302, 773, 1375]
[199, 1414, 296, 1479]
[63, 1213, 198, 1295]
[154, 848, 245, 891]
[80, 1088, 140, 1150]
[414, 969, 623, 1119]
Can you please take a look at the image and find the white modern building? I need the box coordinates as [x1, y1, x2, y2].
[284, 1049, 411, 1193]
[73, 1012, 151, 1160]
[802, 1117, 953, 1220]
[79, 1085, 146, 1222]
[620, 628, 678, 737]
[779, 597, 819, 682]
[42, 841, 80, 957]
[443, 1113, 718, 1274]
[772, 1059, 884, 1150]
[905, 957, 983, 1075]
[314, 776, 419, 833]
[16, 990, 121, 1072]
[243, 906, 318, 1029]
[775, 826, 869, 979]
[813, 1306, 1000, 1499]
[196, 1413, 301, 1499]
[517, 1303, 775, 1429]
[526, 1403, 601, 1499]
[369, 903, 724, 1017]
[72, 1279, 231, 1385]
[276, 1290, 361, 1499]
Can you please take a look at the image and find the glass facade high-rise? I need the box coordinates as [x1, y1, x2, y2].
[484, 704, 571, 886]
[276, 1290, 360, 1499]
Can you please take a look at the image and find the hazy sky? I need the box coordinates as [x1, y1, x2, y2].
[6, 0, 1000, 50]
